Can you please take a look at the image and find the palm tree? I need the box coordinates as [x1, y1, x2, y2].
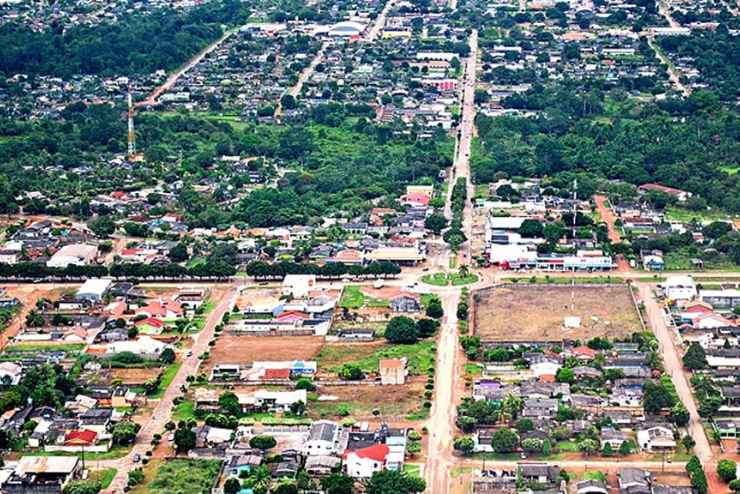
[458, 264, 470, 278]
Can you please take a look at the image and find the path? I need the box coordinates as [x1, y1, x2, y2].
[366, 0, 396, 42]
[105, 285, 237, 493]
[424, 291, 460, 494]
[275, 42, 328, 118]
[594, 194, 631, 272]
[136, 28, 237, 108]
[637, 284, 712, 466]
[647, 37, 691, 97]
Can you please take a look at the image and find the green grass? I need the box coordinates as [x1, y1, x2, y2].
[4, 343, 85, 353]
[339, 286, 389, 309]
[583, 470, 607, 482]
[404, 464, 422, 478]
[150, 362, 182, 399]
[421, 272, 478, 286]
[317, 341, 436, 375]
[504, 275, 624, 285]
[464, 363, 482, 376]
[665, 206, 731, 223]
[92, 468, 117, 489]
[24, 445, 130, 460]
[720, 166, 739, 175]
[238, 413, 312, 426]
[172, 400, 195, 422]
[136, 459, 221, 494]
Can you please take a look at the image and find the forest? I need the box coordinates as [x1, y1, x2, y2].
[472, 82, 740, 212]
[0, 0, 251, 78]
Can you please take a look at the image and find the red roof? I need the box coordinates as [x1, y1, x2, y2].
[275, 311, 309, 322]
[264, 368, 291, 380]
[135, 317, 164, 328]
[345, 443, 390, 462]
[572, 346, 597, 358]
[401, 193, 430, 206]
[65, 429, 97, 446]
[638, 183, 686, 197]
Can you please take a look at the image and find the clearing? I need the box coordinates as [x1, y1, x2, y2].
[129, 458, 220, 494]
[204, 334, 324, 372]
[316, 341, 436, 377]
[473, 284, 641, 341]
[310, 381, 427, 421]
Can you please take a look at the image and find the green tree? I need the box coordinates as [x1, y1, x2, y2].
[425, 299, 444, 319]
[642, 381, 674, 414]
[88, 216, 116, 238]
[224, 477, 241, 494]
[128, 468, 144, 487]
[365, 469, 426, 494]
[249, 435, 277, 451]
[492, 428, 519, 453]
[219, 392, 241, 416]
[718, 460, 738, 483]
[518, 219, 544, 238]
[453, 436, 475, 456]
[683, 342, 708, 370]
[112, 421, 140, 445]
[385, 316, 419, 344]
[174, 424, 196, 453]
[671, 403, 690, 426]
[63, 480, 101, 494]
[159, 347, 176, 364]
[321, 473, 354, 494]
[556, 367, 575, 384]
[578, 439, 599, 456]
[424, 213, 447, 235]
[339, 364, 363, 380]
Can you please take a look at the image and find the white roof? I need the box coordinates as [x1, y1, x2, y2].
[18, 456, 79, 474]
[107, 336, 170, 355]
[664, 275, 695, 288]
[701, 289, 740, 298]
[76, 278, 112, 297]
[487, 216, 527, 230]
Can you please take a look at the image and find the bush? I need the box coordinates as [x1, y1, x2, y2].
[718, 460, 738, 483]
[385, 316, 419, 344]
[63, 480, 101, 494]
[128, 468, 144, 487]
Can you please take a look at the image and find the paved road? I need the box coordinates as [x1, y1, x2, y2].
[275, 42, 328, 118]
[424, 291, 460, 494]
[637, 284, 713, 466]
[105, 285, 238, 492]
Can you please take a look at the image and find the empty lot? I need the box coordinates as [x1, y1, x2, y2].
[473, 284, 642, 341]
[204, 334, 324, 372]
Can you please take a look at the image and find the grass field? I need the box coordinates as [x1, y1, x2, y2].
[172, 400, 195, 422]
[130, 459, 221, 494]
[310, 381, 427, 420]
[340, 286, 389, 309]
[474, 284, 641, 341]
[422, 272, 478, 286]
[4, 343, 85, 353]
[665, 206, 732, 223]
[317, 341, 436, 376]
[150, 362, 181, 399]
[92, 468, 117, 489]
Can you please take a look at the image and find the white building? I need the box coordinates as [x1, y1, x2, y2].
[47, 244, 97, 269]
[344, 444, 391, 478]
[282, 274, 317, 298]
[662, 276, 697, 301]
[303, 421, 341, 456]
[76, 278, 112, 302]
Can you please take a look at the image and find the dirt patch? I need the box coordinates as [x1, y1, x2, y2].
[204, 334, 324, 372]
[359, 286, 403, 299]
[310, 380, 426, 421]
[111, 367, 163, 385]
[473, 284, 641, 341]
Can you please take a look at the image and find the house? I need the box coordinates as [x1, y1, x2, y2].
[0, 362, 22, 385]
[282, 274, 316, 298]
[522, 398, 559, 419]
[106, 336, 172, 358]
[600, 427, 629, 450]
[304, 455, 342, 476]
[237, 390, 307, 413]
[517, 462, 561, 486]
[303, 421, 343, 456]
[136, 299, 183, 319]
[3, 456, 81, 494]
[47, 244, 97, 268]
[379, 358, 408, 385]
[662, 276, 697, 301]
[636, 425, 676, 452]
[618, 468, 652, 492]
[576, 479, 609, 494]
[638, 183, 691, 202]
[389, 294, 421, 313]
[344, 443, 391, 478]
[700, 289, 740, 310]
[76, 278, 112, 302]
[338, 328, 375, 341]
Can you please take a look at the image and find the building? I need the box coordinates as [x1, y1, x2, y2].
[4, 456, 81, 494]
[344, 444, 391, 478]
[379, 358, 408, 385]
[638, 183, 692, 201]
[637, 425, 676, 452]
[304, 421, 342, 456]
[282, 274, 317, 298]
[328, 21, 365, 37]
[75, 278, 112, 302]
[700, 289, 740, 310]
[662, 276, 697, 301]
[46, 244, 97, 269]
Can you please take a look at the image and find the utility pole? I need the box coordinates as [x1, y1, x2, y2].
[127, 86, 136, 160]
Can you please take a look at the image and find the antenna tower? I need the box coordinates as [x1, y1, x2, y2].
[127, 86, 136, 160]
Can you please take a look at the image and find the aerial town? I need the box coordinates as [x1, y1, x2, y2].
[0, 0, 739, 493]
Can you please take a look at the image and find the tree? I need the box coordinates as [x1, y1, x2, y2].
[159, 347, 176, 364]
[249, 435, 276, 451]
[174, 424, 196, 452]
[365, 469, 426, 494]
[642, 381, 674, 414]
[681, 434, 696, 453]
[224, 477, 241, 494]
[578, 439, 599, 456]
[491, 428, 519, 453]
[424, 213, 447, 235]
[340, 364, 363, 380]
[219, 392, 241, 417]
[274, 483, 298, 494]
[522, 438, 544, 453]
[88, 216, 115, 238]
[619, 440, 635, 455]
[169, 243, 189, 263]
[112, 421, 140, 445]
[425, 299, 444, 319]
[718, 460, 738, 483]
[556, 367, 575, 384]
[127, 469, 144, 487]
[385, 316, 419, 344]
[453, 436, 475, 456]
[683, 342, 708, 370]
[416, 318, 439, 337]
[671, 403, 690, 426]
[289, 400, 306, 416]
[518, 219, 544, 238]
[730, 479, 740, 492]
[280, 94, 297, 110]
[515, 418, 534, 432]
[321, 473, 354, 494]
[295, 377, 316, 391]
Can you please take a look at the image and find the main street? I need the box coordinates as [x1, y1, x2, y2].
[105, 285, 238, 492]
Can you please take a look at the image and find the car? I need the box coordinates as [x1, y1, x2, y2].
[186, 351, 193, 357]
[133, 454, 141, 463]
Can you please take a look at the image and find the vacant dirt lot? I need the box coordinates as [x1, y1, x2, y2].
[111, 367, 163, 385]
[204, 334, 324, 372]
[310, 380, 426, 421]
[474, 284, 641, 341]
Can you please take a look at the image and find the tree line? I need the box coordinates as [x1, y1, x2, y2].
[245, 261, 401, 280]
[0, 260, 236, 281]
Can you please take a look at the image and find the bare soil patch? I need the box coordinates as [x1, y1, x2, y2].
[310, 380, 426, 421]
[204, 334, 324, 372]
[473, 284, 641, 341]
[111, 367, 163, 385]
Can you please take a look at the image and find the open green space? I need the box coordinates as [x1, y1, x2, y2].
[503, 276, 624, 285]
[421, 272, 478, 286]
[317, 341, 436, 375]
[4, 343, 85, 353]
[131, 459, 221, 494]
[149, 362, 182, 399]
[339, 286, 389, 309]
[664, 206, 732, 223]
[92, 468, 117, 489]
[172, 400, 196, 422]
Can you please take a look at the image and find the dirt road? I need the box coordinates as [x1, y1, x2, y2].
[106, 285, 237, 493]
[275, 42, 328, 118]
[424, 291, 460, 494]
[366, 0, 396, 42]
[638, 284, 713, 466]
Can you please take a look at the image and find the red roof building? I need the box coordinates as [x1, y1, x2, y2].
[64, 429, 97, 446]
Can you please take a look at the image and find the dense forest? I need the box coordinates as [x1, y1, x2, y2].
[0, 0, 251, 78]
[472, 82, 740, 212]
[0, 103, 453, 226]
